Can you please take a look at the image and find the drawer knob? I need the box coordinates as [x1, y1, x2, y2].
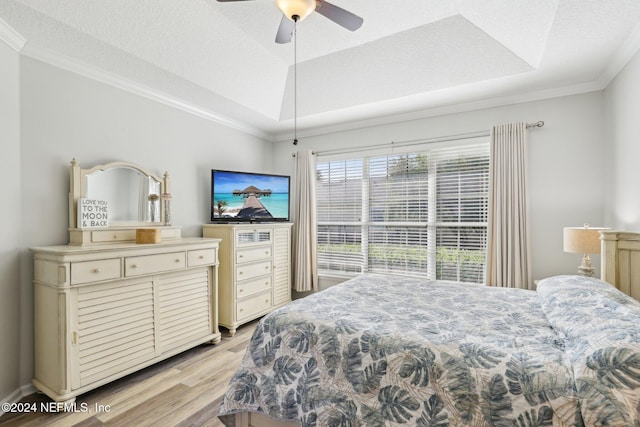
[93, 268, 101, 273]
[239, 308, 244, 312]
[199, 255, 204, 259]
[131, 264, 138, 268]
[239, 254, 244, 258]
[265, 266, 269, 270]
[239, 271, 243, 275]
[265, 299, 269, 303]
[175, 259, 180, 263]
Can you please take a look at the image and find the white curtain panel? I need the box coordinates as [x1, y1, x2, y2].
[292, 150, 318, 292]
[485, 122, 532, 289]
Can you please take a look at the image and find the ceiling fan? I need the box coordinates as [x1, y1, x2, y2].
[217, 0, 364, 43]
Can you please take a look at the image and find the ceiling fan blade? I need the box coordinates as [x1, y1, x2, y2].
[275, 15, 295, 44]
[316, 1, 363, 31]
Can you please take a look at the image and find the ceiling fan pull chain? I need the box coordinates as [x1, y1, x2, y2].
[293, 16, 298, 146]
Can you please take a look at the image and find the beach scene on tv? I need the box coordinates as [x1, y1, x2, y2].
[212, 171, 290, 221]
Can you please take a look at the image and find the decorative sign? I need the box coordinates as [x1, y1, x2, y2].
[78, 198, 109, 229]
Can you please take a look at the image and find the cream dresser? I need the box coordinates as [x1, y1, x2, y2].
[29, 159, 222, 404]
[202, 223, 292, 336]
[30, 238, 221, 403]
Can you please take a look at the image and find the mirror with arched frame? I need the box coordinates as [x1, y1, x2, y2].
[68, 159, 180, 245]
[85, 166, 162, 223]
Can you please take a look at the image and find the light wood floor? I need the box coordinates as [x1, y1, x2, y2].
[0, 322, 257, 427]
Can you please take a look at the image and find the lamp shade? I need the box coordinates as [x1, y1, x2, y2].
[563, 226, 608, 254]
[276, 0, 316, 21]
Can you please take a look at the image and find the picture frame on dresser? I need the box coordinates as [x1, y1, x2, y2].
[29, 159, 222, 404]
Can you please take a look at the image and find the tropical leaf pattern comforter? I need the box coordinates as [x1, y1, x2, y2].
[217, 274, 640, 426]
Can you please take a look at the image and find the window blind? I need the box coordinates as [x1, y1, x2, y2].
[316, 159, 364, 273]
[316, 141, 489, 283]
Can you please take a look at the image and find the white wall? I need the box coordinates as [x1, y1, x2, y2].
[13, 57, 273, 395]
[274, 92, 607, 283]
[0, 40, 22, 402]
[604, 48, 640, 229]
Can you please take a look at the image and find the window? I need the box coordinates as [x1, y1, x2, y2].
[316, 140, 489, 283]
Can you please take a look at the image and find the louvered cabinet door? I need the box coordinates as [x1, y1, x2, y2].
[272, 226, 291, 306]
[71, 278, 156, 389]
[156, 268, 213, 353]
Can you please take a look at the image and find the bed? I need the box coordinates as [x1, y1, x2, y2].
[217, 231, 640, 426]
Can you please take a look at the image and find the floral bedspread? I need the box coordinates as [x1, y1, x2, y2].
[217, 274, 640, 426]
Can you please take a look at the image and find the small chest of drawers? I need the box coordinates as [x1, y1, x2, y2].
[203, 223, 292, 336]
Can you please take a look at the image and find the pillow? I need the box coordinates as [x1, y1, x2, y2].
[537, 275, 640, 334]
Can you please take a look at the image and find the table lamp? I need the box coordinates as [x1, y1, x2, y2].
[563, 224, 608, 277]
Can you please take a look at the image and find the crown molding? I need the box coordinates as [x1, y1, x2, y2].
[598, 21, 640, 88]
[19, 43, 273, 141]
[274, 80, 605, 141]
[0, 17, 26, 52]
[275, 22, 640, 141]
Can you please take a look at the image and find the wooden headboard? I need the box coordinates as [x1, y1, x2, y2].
[601, 231, 640, 300]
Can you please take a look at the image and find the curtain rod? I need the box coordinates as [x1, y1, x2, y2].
[292, 121, 544, 157]
[527, 121, 545, 129]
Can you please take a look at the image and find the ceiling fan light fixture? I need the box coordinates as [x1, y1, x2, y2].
[276, 0, 316, 22]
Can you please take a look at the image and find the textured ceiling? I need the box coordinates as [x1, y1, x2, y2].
[1, 0, 640, 140]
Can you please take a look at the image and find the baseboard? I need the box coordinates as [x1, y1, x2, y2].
[0, 383, 37, 418]
[21, 383, 37, 398]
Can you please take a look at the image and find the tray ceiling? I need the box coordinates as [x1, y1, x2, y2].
[1, 0, 640, 140]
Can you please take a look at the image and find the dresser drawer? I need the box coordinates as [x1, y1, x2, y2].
[236, 260, 271, 282]
[187, 248, 217, 267]
[236, 246, 272, 264]
[161, 228, 182, 239]
[237, 292, 272, 321]
[237, 276, 272, 299]
[125, 252, 186, 277]
[91, 229, 136, 243]
[71, 259, 121, 285]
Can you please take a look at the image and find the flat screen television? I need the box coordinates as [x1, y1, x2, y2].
[211, 169, 290, 223]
